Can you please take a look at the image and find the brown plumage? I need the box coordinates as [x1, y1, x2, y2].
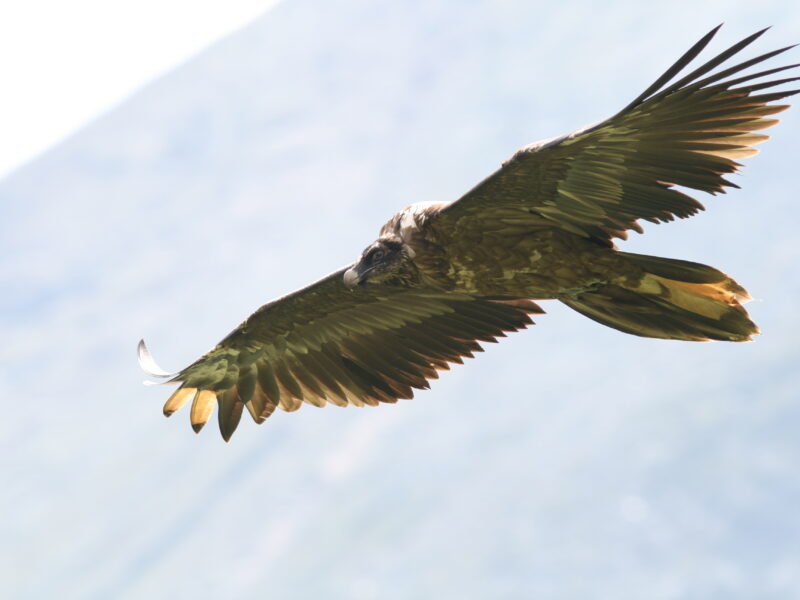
[139, 26, 797, 440]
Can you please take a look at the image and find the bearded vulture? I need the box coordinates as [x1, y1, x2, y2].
[139, 26, 797, 440]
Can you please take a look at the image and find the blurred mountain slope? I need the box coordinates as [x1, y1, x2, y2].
[1, 1, 799, 598]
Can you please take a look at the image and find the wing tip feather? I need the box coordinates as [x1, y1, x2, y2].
[163, 387, 197, 417]
[137, 339, 176, 379]
[190, 390, 217, 434]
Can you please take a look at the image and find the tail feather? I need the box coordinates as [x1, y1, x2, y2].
[560, 252, 759, 342]
[618, 251, 751, 299]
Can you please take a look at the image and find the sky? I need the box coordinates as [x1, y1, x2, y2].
[0, 0, 282, 180]
[2, 1, 800, 598]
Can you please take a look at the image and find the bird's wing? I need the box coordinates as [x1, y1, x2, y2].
[140, 267, 542, 441]
[437, 26, 798, 243]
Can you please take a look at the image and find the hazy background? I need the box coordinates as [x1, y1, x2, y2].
[2, 1, 799, 598]
[0, 0, 283, 179]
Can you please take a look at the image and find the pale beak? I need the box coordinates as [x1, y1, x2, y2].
[343, 266, 360, 289]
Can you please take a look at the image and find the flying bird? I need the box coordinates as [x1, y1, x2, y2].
[140, 26, 797, 441]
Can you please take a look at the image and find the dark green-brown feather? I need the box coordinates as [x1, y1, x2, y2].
[165, 267, 542, 439]
[438, 26, 798, 242]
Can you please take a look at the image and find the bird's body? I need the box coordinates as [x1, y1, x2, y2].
[378, 202, 636, 298]
[140, 26, 797, 440]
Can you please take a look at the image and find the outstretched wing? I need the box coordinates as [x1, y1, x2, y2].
[140, 268, 542, 441]
[438, 26, 798, 243]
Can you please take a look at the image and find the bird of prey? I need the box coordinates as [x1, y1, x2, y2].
[139, 26, 797, 441]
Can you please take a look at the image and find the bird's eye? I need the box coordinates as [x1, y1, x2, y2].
[369, 248, 385, 263]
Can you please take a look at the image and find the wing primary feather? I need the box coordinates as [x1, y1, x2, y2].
[345, 336, 427, 382]
[393, 335, 450, 369]
[190, 390, 217, 433]
[137, 339, 175, 378]
[256, 362, 281, 408]
[372, 336, 441, 379]
[401, 325, 478, 361]
[689, 49, 798, 91]
[286, 358, 329, 407]
[340, 338, 425, 390]
[217, 387, 244, 442]
[244, 399, 261, 423]
[272, 361, 304, 411]
[656, 27, 771, 99]
[299, 352, 351, 407]
[246, 385, 269, 423]
[256, 383, 278, 419]
[621, 24, 722, 111]
[237, 365, 257, 405]
[735, 77, 800, 94]
[339, 356, 409, 402]
[315, 348, 375, 401]
[163, 387, 196, 417]
[722, 63, 800, 89]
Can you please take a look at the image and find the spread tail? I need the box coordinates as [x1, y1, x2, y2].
[559, 252, 759, 342]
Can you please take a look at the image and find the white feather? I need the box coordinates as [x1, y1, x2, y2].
[398, 201, 444, 242]
[137, 339, 176, 379]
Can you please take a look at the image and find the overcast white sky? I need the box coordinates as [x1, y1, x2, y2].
[0, 0, 281, 181]
[3, 2, 800, 597]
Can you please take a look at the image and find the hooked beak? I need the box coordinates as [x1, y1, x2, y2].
[343, 266, 362, 289]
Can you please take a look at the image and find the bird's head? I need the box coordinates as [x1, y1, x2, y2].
[343, 236, 417, 288]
